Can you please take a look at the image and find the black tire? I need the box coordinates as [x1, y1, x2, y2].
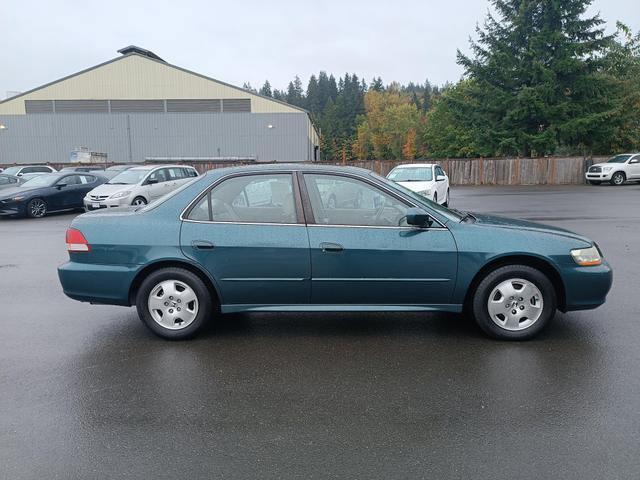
[131, 196, 148, 206]
[26, 198, 47, 218]
[588, 180, 601, 186]
[443, 189, 450, 207]
[471, 265, 557, 340]
[433, 192, 438, 204]
[610, 172, 625, 186]
[136, 267, 213, 340]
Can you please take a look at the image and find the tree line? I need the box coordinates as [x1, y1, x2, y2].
[244, 0, 640, 160]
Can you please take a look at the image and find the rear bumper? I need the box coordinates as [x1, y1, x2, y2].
[58, 261, 138, 306]
[563, 261, 613, 311]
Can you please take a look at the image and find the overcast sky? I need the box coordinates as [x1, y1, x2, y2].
[1, 0, 639, 98]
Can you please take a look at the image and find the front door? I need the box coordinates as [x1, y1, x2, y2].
[180, 172, 311, 307]
[627, 156, 640, 179]
[302, 173, 457, 306]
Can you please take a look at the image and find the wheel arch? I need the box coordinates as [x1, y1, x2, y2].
[128, 259, 222, 307]
[463, 254, 567, 313]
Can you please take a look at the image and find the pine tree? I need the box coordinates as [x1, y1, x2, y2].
[259, 80, 272, 97]
[457, 0, 615, 156]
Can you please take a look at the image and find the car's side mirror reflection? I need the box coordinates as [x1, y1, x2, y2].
[405, 207, 433, 228]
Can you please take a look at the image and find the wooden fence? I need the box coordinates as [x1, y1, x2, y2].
[9, 156, 604, 186]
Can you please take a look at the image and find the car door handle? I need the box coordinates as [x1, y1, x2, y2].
[320, 242, 344, 253]
[192, 240, 214, 250]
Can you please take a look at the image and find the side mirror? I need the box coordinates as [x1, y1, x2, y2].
[56, 183, 67, 189]
[436, 175, 446, 182]
[406, 207, 433, 228]
[146, 178, 159, 185]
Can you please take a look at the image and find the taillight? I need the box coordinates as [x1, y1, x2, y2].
[66, 228, 91, 252]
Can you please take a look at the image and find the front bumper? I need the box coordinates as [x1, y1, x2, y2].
[585, 171, 613, 181]
[58, 261, 139, 306]
[0, 200, 26, 217]
[83, 197, 130, 211]
[563, 260, 613, 311]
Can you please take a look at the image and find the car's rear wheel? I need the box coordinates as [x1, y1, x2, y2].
[131, 196, 147, 206]
[588, 180, 601, 186]
[136, 268, 213, 339]
[610, 172, 625, 186]
[27, 198, 47, 218]
[471, 265, 556, 340]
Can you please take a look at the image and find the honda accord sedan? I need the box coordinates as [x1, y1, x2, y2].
[58, 165, 612, 340]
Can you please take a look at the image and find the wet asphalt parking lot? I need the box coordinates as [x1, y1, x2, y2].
[1, 184, 639, 479]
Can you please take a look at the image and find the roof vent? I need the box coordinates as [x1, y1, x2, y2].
[117, 45, 165, 62]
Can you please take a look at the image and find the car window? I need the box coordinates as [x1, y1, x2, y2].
[34, 166, 53, 173]
[185, 168, 198, 178]
[435, 166, 445, 176]
[59, 175, 80, 185]
[186, 195, 211, 221]
[79, 175, 95, 184]
[148, 168, 169, 183]
[0, 176, 9, 185]
[304, 174, 410, 227]
[22, 167, 36, 174]
[191, 174, 297, 224]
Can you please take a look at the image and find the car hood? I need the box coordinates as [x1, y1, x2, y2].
[88, 183, 136, 196]
[0, 185, 47, 199]
[590, 162, 618, 169]
[396, 180, 435, 193]
[470, 213, 593, 244]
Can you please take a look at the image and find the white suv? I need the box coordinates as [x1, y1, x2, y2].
[586, 153, 640, 186]
[84, 165, 198, 211]
[386, 163, 450, 206]
[1, 165, 57, 177]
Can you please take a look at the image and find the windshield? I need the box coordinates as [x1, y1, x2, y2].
[607, 154, 632, 163]
[2, 167, 20, 176]
[107, 169, 148, 185]
[371, 172, 464, 222]
[20, 174, 58, 188]
[387, 167, 433, 182]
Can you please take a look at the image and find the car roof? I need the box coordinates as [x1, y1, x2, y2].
[129, 164, 195, 171]
[391, 163, 437, 168]
[204, 163, 377, 178]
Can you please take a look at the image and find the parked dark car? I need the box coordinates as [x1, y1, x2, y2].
[0, 172, 107, 218]
[0, 173, 23, 191]
[58, 164, 612, 341]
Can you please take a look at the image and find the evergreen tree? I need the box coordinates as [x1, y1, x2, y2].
[456, 0, 615, 156]
[370, 77, 384, 91]
[259, 80, 272, 97]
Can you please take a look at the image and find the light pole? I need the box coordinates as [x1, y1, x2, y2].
[0, 124, 6, 166]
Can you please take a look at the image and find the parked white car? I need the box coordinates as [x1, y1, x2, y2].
[586, 153, 640, 186]
[386, 163, 450, 206]
[1, 165, 57, 177]
[84, 165, 199, 211]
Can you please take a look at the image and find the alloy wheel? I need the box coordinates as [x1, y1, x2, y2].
[486, 278, 544, 331]
[29, 199, 46, 218]
[147, 280, 199, 330]
[612, 173, 625, 185]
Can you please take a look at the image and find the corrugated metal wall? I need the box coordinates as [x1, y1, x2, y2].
[0, 112, 317, 163]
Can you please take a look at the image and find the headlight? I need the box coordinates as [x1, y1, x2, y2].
[418, 189, 431, 197]
[602, 166, 612, 172]
[571, 246, 602, 266]
[11, 196, 26, 201]
[109, 190, 131, 199]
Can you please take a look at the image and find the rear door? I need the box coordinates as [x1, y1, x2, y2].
[180, 172, 311, 307]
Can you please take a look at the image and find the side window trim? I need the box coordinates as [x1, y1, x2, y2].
[182, 171, 305, 225]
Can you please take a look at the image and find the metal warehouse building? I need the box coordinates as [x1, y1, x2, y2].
[0, 46, 320, 164]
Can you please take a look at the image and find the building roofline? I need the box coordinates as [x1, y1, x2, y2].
[0, 51, 311, 116]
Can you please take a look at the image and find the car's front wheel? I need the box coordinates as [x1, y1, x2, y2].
[26, 198, 47, 218]
[471, 265, 556, 340]
[610, 172, 625, 186]
[136, 268, 213, 339]
[131, 196, 148, 206]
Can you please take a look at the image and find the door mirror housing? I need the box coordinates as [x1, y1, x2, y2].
[405, 208, 433, 228]
[436, 175, 446, 182]
[56, 183, 67, 189]
[146, 178, 159, 185]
